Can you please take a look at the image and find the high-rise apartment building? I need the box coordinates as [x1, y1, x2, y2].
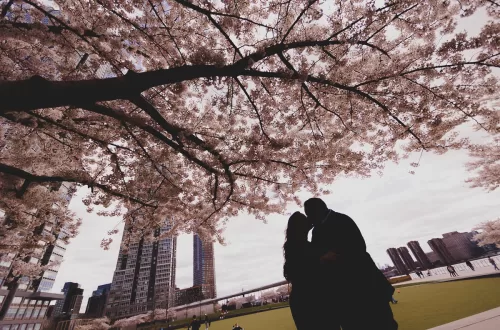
[426, 251, 440, 265]
[0, 183, 75, 329]
[441, 232, 482, 262]
[85, 284, 111, 318]
[428, 238, 455, 265]
[106, 223, 177, 320]
[407, 241, 432, 269]
[397, 247, 417, 271]
[386, 248, 408, 275]
[193, 234, 216, 300]
[53, 282, 84, 318]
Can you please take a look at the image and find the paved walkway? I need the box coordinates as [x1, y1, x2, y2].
[394, 266, 500, 287]
[428, 307, 500, 330]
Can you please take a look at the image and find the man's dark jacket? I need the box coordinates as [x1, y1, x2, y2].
[311, 210, 394, 301]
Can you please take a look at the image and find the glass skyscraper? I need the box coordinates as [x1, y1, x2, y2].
[106, 223, 177, 319]
[193, 234, 216, 300]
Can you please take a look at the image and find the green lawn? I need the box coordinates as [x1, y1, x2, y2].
[178, 278, 500, 330]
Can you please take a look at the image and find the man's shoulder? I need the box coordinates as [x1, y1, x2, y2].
[328, 211, 355, 225]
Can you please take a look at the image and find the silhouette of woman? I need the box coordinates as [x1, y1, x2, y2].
[283, 212, 338, 330]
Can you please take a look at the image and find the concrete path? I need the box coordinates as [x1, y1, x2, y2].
[428, 307, 500, 330]
[394, 267, 500, 287]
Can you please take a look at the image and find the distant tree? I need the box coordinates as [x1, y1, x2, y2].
[276, 285, 289, 295]
[111, 308, 176, 328]
[0, 0, 499, 261]
[74, 317, 110, 330]
[474, 218, 500, 248]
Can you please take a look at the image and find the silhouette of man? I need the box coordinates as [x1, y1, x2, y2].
[305, 197, 398, 330]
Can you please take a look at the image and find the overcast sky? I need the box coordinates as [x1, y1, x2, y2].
[52, 143, 500, 312]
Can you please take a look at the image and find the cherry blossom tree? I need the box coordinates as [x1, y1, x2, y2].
[467, 134, 500, 191]
[0, 0, 499, 256]
[112, 308, 176, 328]
[474, 218, 500, 247]
[74, 317, 111, 330]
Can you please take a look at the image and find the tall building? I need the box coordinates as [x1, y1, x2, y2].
[428, 238, 455, 265]
[53, 282, 84, 318]
[426, 251, 440, 265]
[397, 247, 417, 271]
[441, 232, 482, 262]
[106, 223, 177, 319]
[408, 241, 432, 269]
[0, 183, 75, 329]
[85, 284, 111, 318]
[175, 286, 204, 306]
[386, 248, 408, 275]
[193, 234, 216, 300]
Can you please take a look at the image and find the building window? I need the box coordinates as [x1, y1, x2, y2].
[5, 307, 18, 320]
[24, 307, 33, 319]
[15, 308, 26, 319]
[11, 297, 22, 305]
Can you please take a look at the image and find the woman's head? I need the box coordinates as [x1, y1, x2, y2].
[285, 211, 311, 242]
[283, 212, 311, 281]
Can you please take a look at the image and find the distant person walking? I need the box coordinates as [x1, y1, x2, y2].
[447, 265, 458, 277]
[489, 257, 499, 271]
[232, 324, 244, 330]
[465, 260, 475, 271]
[204, 314, 210, 329]
[188, 316, 202, 330]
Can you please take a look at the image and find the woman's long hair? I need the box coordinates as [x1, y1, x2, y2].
[283, 211, 309, 282]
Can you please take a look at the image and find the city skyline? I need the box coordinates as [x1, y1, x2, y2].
[52, 147, 500, 312]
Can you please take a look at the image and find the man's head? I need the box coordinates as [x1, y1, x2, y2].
[193, 315, 197, 319]
[304, 198, 329, 226]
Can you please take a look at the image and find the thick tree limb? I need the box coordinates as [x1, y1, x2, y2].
[0, 163, 155, 207]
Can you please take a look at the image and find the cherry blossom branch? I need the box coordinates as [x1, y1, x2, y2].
[173, 0, 274, 30]
[233, 78, 272, 141]
[244, 69, 425, 147]
[147, 0, 186, 63]
[1, 40, 384, 113]
[277, 52, 352, 132]
[79, 103, 221, 176]
[95, 0, 175, 64]
[281, 0, 318, 42]
[355, 56, 500, 88]
[0, 162, 155, 207]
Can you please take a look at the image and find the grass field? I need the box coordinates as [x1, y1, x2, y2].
[178, 278, 500, 330]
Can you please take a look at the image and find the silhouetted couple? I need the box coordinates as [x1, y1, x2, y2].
[283, 198, 398, 330]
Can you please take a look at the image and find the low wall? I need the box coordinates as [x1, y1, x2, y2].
[388, 275, 412, 284]
[409, 255, 500, 279]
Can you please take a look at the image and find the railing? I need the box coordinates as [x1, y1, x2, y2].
[409, 255, 500, 279]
